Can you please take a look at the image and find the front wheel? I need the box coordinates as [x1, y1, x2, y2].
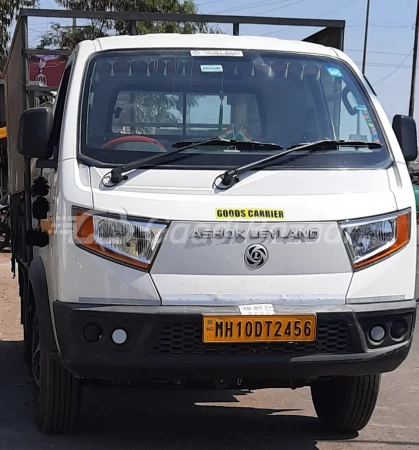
[0, 222, 10, 251]
[32, 310, 82, 433]
[311, 375, 381, 432]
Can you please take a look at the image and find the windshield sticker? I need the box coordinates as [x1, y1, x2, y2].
[215, 208, 285, 220]
[356, 105, 367, 111]
[239, 304, 275, 315]
[191, 50, 244, 57]
[326, 67, 343, 78]
[360, 109, 381, 143]
[200, 64, 223, 73]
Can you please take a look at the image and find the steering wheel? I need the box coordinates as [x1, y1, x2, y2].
[101, 135, 166, 150]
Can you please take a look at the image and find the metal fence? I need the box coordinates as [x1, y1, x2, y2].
[19, 8, 345, 92]
[5, 19, 26, 195]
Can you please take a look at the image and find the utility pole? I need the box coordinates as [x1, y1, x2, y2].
[357, 0, 371, 136]
[409, 0, 419, 117]
[362, 0, 371, 75]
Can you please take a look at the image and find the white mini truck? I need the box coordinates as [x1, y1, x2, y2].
[14, 32, 418, 433]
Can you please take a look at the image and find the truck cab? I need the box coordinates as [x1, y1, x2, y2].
[9, 29, 418, 434]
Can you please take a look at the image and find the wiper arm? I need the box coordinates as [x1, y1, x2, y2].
[108, 137, 222, 184]
[172, 138, 283, 151]
[108, 137, 282, 185]
[287, 139, 382, 150]
[217, 139, 382, 189]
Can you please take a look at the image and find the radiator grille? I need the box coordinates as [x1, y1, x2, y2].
[154, 321, 352, 356]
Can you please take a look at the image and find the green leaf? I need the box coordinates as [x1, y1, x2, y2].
[0, 0, 38, 75]
[34, 0, 219, 51]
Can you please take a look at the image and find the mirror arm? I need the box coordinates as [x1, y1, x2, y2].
[36, 159, 58, 170]
[342, 86, 358, 116]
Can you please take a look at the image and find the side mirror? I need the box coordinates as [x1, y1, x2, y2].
[392, 115, 418, 162]
[18, 107, 53, 159]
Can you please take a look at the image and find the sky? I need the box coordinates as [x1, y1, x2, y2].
[25, 0, 419, 123]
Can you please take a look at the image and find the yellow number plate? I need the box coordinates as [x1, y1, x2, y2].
[202, 315, 316, 343]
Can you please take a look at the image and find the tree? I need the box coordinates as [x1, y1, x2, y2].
[0, 0, 38, 75]
[37, 0, 214, 125]
[38, 22, 107, 49]
[38, 0, 210, 50]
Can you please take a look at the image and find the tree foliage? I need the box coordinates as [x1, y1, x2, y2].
[0, 0, 38, 75]
[38, 0, 210, 50]
[38, 22, 107, 49]
[36, 0, 212, 125]
[1, 1, 215, 129]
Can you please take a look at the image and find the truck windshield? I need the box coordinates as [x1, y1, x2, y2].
[80, 49, 390, 169]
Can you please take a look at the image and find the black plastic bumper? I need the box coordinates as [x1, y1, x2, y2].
[53, 301, 416, 382]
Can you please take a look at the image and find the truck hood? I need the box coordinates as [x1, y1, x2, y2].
[87, 167, 402, 306]
[89, 167, 397, 221]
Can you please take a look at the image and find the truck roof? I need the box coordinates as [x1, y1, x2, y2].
[91, 33, 338, 58]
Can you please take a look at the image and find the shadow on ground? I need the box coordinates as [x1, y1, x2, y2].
[0, 340, 363, 450]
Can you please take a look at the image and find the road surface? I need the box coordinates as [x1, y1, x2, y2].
[0, 251, 418, 450]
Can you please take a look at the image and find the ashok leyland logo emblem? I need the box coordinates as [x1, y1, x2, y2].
[244, 244, 268, 269]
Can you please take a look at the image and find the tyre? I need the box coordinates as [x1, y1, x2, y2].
[32, 309, 82, 433]
[311, 375, 381, 432]
[0, 222, 10, 251]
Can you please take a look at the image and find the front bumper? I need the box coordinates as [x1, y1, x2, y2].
[53, 301, 417, 383]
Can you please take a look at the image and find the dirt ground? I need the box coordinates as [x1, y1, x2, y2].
[0, 251, 21, 342]
[0, 250, 418, 450]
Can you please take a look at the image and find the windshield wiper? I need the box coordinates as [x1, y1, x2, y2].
[172, 138, 283, 151]
[108, 137, 282, 185]
[108, 137, 221, 184]
[217, 139, 382, 189]
[287, 139, 382, 150]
